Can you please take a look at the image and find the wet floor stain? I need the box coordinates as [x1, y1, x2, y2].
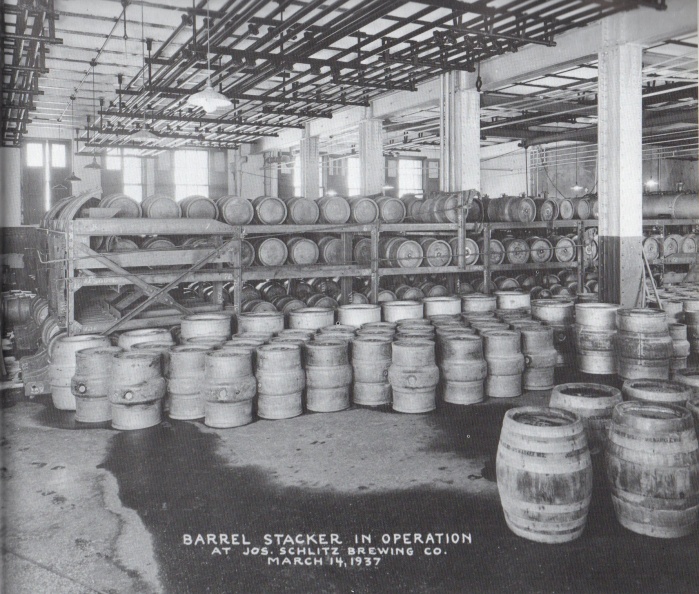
[96, 415, 699, 594]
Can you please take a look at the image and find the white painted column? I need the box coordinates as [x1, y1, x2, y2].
[597, 41, 643, 307]
[300, 126, 320, 199]
[358, 116, 384, 195]
[264, 151, 279, 197]
[440, 71, 480, 192]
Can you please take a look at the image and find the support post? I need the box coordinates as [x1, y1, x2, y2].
[597, 40, 644, 307]
[358, 115, 384, 195]
[300, 125, 320, 199]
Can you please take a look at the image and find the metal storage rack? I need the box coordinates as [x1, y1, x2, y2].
[45, 212, 588, 336]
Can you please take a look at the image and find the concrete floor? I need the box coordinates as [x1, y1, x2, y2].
[2, 373, 699, 594]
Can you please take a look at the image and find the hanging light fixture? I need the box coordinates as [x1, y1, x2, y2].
[84, 65, 102, 170]
[645, 154, 659, 188]
[186, 2, 232, 114]
[571, 143, 582, 192]
[65, 97, 82, 182]
[131, 1, 158, 142]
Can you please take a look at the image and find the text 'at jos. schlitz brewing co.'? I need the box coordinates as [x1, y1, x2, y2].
[182, 532, 473, 566]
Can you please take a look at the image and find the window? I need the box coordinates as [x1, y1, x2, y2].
[21, 140, 72, 222]
[398, 158, 423, 197]
[26, 143, 44, 167]
[174, 149, 209, 199]
[102, 148, 144, 201]
[346, 157, 361, 196]
[51, 144, 66, 168]
[293, 156, 301, 197]
[123, 156, 144, 202]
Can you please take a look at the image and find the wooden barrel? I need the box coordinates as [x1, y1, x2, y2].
[255, 344, 305, 419]
[476, 238, 506, 265]
[252, 237, 288, 266]
[615, 309, 672, 381]
[72, 346, 122, 423]
[550, 383, 623, 455]
[305, 294, 339, 309]
[216, 196, 255, 225]
[502, 238, 530, 265]
[521, 326, 557, 391]
[259, 281, 287, 301]
[681, 233, 697, 254]
[535, 198, 559, 221]
[285, 237, 319, 265]
[664, 234, 684, 256]
[180, 313, 232, 342]
[419, 238, 452, 267]
[305, 340, 352, 412]
[203, 348, 256, 428]
[380, 237, 424, 268]
[285, 196, 319, 224]
[50, 335, 111, 410]
[101, 193, 142, 218]
[3, 293, 33, 326]
[497, 406, 593, 543]
[440, 335, 487, 405]
[376, 196, 406, 223]
[461, 294, 496, 313]
[142, 194, 181, 218]
[449, 237, 480, 266]
[643, 236, 663, 261]
[180, 195, 219, 219]
[482, 330, 525, 398]
[606, 401, 699, 538]
[348, 196, 379, 224]
[240, 299, 277, 313]
[104, 236, 139, 252]
[552, 235, 577, 263]
[352, 336, 392, 406]
[394, 285, 422, 301]
[494, 291, 530, 311]
[557, 198, 575, 220]
[528, 236, 554, 263]
[237, 311, 284, 336]
[419, 282, 449, 297]
[622, 379, 694, 406]
[353, 237, 372, 266]
[669, 323, 691, 371]
[166, 345, 210, 420]
[274, 297, 306, 314]
[109, 352, 165, 430]
[288, 307, 334, 330]
[531, 299, 575, 324]
[487, 196, 536, 223]
[382, 300, 423, 323]
[252, 195, 287, 224]
[423, 296, 461, 318]
[574, 303, 619, 375]
[337, 304, 381, 328]
[318, 236, 344, 264]
[570, 197, 591, 220]
[318, 196, 351, 224]
[388, 339, 439, 413]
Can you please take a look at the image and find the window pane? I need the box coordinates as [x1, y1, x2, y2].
[174, 150, 209, 198]
[50, 144, 66, 168]
[124, 184, 143, 202]
[105, 151, 122, 170]
[26, 143, 44, 167]
[398, 159, 423, 197]
[123, 157, 142, 184]
[293, 157, 301, 196]
[346, 157, 361, 196]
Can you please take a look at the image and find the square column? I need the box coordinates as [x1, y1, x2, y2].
[597, 42, 643, 307]
[358, 118, 384, 195]
[300, 128, 320, 199]
[440, 72, 480, 192]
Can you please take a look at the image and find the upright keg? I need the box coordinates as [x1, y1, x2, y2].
[237, 311, 284, 336]
[142, 194, 181, 218]
[285, 237, 319, 265]
[664, 300, 684, 324]
[203, 348, 256, 428]
[347, 196, 379, 224]
[352, 336, 392, 406]
[388, 339, 440, 413]
[521, 326, 557, 391]
[615, 309, 672, 381]
[495, 291, 530, 311]
[252, 195, 287, 224]
[496, 406, 593, 543]
[531, 299, 575, 367]
[621, 378, 694, 407]
[684, 305, 699, 360]
[285, 196, 319, 224]
[318, 196, 351, 224]
[117, 328, 174, 350]
[549, 383, 623, 455]
[167, 345, 210, 420]
[382, 300, 423, 323]
[110, 352, 165, 430]
[337, 304, 381, 328]
[606, 402, 699, 538]
[50, 334, 111, 410]
[255, 344, 305, 419]
[305, 339, 352, 412]
[669, 323, 691, 371]
[216, 196, 255, 225]
[180, 313, 232, 342]
[440, 335, 487, 405]
[287, 307, 333, 331]
[574, 303, 620, 375]
[71, 346, 123, 423]
[423, 296, 461, 318]
[462, 293, 497, 314]
[482, 330, 525, 398]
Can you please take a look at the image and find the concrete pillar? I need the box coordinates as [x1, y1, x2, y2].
[300, 127, 320, 199]
[440, 71, 480, 192]
[358, 117, 384, 195]
[597, 41, 643, 307]
[264, 151, 279, 197]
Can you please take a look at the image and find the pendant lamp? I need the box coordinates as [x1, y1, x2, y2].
[66, 98, 82, 182]
[84, 67, 102, 170]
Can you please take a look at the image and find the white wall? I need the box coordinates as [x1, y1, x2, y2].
[480, 142, 528, 197]
[1, 147, 22, 226]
